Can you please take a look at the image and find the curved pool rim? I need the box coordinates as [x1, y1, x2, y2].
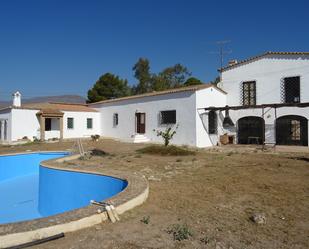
[0, 151, 149, 249]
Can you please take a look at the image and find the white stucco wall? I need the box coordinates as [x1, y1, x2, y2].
[195, 87, 227, 147]
[11, 109, 40, 141]
[45, 118, 61, 140]
[92, 91, 198, 146]
[0, 109, 12, 142]
[219, 54, 309, 106]
[62, 111, 101, 139]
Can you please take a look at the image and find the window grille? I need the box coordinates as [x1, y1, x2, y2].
[67, 118, 74, 129]
[242, 81, 256, 106]
[291, 120, 301, 141]
[281, 76, 300, 103]
[208, 111, 217, 134]
[160, 110, 176, 125]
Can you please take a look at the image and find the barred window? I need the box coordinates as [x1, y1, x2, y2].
[208, 110, 217, 134]
[160, 110, 176, 125]
[242, 81, 256, 106]
[284, 76, 300, 103]
[67, 118, 74, 129]
[87, 118, 93, 129]
[113, 113, 118, 127]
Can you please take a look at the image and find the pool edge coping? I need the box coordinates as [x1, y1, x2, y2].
[0, 151, 149, 248]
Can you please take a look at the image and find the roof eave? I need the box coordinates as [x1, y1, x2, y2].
[219, 51, 309, 72]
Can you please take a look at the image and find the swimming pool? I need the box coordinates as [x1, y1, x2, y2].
[0, 152, 127, 224]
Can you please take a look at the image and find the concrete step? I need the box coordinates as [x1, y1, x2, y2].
[132, 134, 150, 143]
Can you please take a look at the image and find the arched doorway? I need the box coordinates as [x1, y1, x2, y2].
[276, 115, 308, 146]
[237, 116, 264, 144]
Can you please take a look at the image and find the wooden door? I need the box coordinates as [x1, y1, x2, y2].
[136, 113, 146, 134]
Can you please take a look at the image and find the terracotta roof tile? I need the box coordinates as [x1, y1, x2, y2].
[219, 51, 309, 72]
[89, 84, 226, 105]
[18, 102, 98, 112]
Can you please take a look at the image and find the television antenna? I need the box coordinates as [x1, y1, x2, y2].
[209, 40, 232, 70]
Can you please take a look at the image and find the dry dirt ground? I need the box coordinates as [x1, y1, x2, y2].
[0, 140, 308, 249]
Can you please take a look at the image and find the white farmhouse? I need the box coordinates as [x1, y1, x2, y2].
[0, 51, 308, 147]
[215, 51, 309, 146]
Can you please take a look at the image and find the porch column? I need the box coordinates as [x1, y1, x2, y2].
[40, 116, 45, 141]
[59, 117, 63, 141]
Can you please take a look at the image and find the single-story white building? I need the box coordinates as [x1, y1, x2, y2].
[0, 93, 100, 143]
[89, 84, 227, 147]
[1, 51, 308, 147]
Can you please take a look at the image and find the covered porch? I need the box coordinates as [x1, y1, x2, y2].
[37, 109, 64, 141]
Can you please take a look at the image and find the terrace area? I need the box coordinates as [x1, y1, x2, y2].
[0, 139, 308, 249]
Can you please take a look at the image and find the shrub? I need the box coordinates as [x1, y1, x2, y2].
[154, 125, 179, 146]
[90, 149, 108, 156]
[32, 136, 40, 142]
[137, 145, 195, 156]
[91, 134, 100, 141]
[167, 224, 193, 241]
[140, 216, 150, 224]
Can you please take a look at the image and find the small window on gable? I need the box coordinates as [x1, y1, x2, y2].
[283, 76, 300, 103]
[208, 110, 217, 134]
[160, 110, 176, 125]
[113, 113, 118, 127]
[67, 118, 74, 129]
[87, 118, 93, 129]
[242, 81, 256, 106]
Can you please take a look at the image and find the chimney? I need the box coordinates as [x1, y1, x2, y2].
[228, 60, 238, 66]
[12, 91, 21, 107]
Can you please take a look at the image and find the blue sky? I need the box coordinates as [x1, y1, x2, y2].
[0, 0, 308, 100]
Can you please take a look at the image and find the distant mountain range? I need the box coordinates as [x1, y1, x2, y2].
[0, 95, 86, 108]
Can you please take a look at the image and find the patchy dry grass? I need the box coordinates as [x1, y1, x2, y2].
[0, 139, 308, 249]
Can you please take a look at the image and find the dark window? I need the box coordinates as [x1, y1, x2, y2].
[160, 110, 176, 124]
[67, 118, 74, 129]
[284, 76, 300, 103]
[87, 118, 93, 129]
[238, 116, 265, 144]
[45, 118, 51, 131]
[242, 81, 256, 106]
[208, 111, 217, 134]
[113, 113, 118, 127]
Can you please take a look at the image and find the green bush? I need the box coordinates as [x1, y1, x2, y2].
[154, 125, 179, 146]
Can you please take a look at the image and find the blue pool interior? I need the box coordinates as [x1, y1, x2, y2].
[0, 152, 127, 224]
